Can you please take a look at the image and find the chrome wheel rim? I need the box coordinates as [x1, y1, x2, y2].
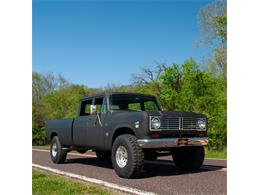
[116, 146, 128, 168]
[52, 142, 58, 157]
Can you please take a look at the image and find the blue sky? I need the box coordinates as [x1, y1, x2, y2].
[33, 0, 211, 88]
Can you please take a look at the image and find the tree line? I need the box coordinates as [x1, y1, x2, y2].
[32, 1, 226, 150]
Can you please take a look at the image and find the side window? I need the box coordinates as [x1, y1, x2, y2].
[85, 101, 91, 114]
[80, 99, 92, 116]
[101, 97, 107, 113]
[94, 97, 105, 114]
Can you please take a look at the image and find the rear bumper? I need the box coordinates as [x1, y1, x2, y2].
[137, 137, 208, 148]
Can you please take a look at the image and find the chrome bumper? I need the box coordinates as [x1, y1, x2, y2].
[137, 137, 208, 148]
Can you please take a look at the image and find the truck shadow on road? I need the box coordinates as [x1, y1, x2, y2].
[64, 157, 225, 178]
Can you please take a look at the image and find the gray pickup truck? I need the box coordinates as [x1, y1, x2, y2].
[45, 92, 208, 178]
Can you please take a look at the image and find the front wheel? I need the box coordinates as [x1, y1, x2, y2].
[50, 136, 67, 164]
[112, 134, 144, 178]
[172, 146, 204, 171]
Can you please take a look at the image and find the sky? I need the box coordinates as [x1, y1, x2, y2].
[33, 0, 211, 88]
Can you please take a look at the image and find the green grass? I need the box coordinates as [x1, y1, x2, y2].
[32, 145, 50, 149]
[205, 148, 227, 159]
[32, 169, 115, 195]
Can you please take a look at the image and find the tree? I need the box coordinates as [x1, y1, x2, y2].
[197, 0, 227, 77]
[32, 72, 69, 100]
[32, 72, 71, 145]
[32, 72, 70, 129]
[198, 0, 227, 45]
[158, 63, 182, 110]
[132, 62, 167, 98]
[103, 83, 137, 93]
[132, 61, 167, 86]
[42, 85, 89, 119]
[159, 59, 226, 149]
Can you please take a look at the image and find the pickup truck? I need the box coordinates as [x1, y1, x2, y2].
[45, 92, 208, 178]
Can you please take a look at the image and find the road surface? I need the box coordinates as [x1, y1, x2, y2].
[32, 148, 226, 195]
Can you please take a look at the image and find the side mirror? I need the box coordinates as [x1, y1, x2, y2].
[90, 105, 97, 114]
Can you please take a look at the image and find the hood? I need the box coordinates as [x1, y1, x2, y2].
[146, 111, 206, 118]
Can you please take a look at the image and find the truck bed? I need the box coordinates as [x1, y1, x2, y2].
[45, 118, 74, 146]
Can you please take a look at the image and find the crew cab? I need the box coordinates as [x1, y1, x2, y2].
[45, 92, 208, 178]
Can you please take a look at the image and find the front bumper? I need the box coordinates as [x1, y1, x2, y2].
[137, 137, 208, 148]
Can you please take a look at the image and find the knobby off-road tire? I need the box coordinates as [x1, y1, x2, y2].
[112, 134, 144, 178]
[50, 136, 67, 164]
[144, 149, 158, 161]
[172, 146, 204, 171]
[96, 151, 111, 161]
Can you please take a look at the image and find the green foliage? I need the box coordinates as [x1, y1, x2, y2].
[42, 85, 88, 119]
[32, 127, 46, 145]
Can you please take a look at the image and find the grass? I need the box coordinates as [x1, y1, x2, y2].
[205, 148, 227, 159]
[32, 169, 116, 195]
[33, 145, 49, 149]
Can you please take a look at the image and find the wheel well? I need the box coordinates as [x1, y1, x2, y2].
[112, 127, 135, 145]
[50, 132, 57, 140]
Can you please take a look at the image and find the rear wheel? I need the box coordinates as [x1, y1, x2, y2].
[112, 134, 144, 178]
[172, 146, 204, 171]
[96, 151, 111, 161]
[50, 136, 67, 164]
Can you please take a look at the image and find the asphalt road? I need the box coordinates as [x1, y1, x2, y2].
[32, 148, 227, 195]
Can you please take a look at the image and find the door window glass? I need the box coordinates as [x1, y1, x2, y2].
[94, 97, 104, 114]
[79, 99, 92, 116]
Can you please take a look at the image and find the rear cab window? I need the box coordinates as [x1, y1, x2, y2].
[79, 99, 93, 116]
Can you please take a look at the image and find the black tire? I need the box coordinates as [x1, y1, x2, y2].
[172, 146, 205, 171]
[96, 151, 111, 161]
[50, 136, 67, 164]
[144, 149, 158, 161]
[112, 134, 144, 178]
[77, 150, 87, 154]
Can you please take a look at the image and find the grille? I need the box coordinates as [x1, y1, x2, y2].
[182, 117, 198, 130]
[150, 116, 201, 130]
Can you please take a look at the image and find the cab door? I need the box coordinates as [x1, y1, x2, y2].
[72, 98, 93, 146]
[86, 96, 107, 149]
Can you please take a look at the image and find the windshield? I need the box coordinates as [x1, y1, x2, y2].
[109, 94, 161, 111]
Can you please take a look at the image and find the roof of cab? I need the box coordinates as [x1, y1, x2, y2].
[80, 92, 156, 101]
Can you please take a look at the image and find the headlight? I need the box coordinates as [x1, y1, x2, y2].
[151, 117, 161, 129]
[197, 118, 206, 129]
